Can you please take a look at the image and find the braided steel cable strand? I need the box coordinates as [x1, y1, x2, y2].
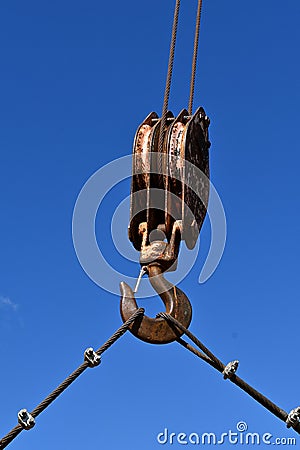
[158, 312, 300, 435]
[0, 308, 145, 450]
[0, 427, 22, 450]
[176, 337, 219, 369]
[158, 311, 224, 370]
[158, 0, 181, 154]
[188, 0, 203, 115]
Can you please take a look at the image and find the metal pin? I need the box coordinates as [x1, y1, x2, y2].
[134, 267, 147, 293]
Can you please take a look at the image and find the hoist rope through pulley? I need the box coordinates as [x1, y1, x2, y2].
[120, 0, 210, 344]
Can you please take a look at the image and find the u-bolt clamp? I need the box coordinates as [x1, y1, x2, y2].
[120, 264, 192, 344]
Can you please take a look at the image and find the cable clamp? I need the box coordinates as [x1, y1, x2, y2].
[84, 347, 101, 368]
[18, 409, 35, 430]
[286, 406, 300, 429]
[223, 360, 239, 380]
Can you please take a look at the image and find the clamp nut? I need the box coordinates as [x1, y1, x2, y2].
[18, 409, 35, 430]
[223, 360, 239, 380]
[286, 407, 300, 429]
[84, 347, 101, 368]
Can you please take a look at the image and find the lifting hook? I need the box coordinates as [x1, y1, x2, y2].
[120, 264, 192, 344]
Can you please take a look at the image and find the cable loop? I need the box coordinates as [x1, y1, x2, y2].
[158, 312, 300, 435]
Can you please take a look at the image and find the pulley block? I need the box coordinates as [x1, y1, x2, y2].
[128, 107, 210, 267]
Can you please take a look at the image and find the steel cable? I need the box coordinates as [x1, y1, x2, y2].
[158, 311, 224, 370]
[0, 308, 145, 450]
[158, 0, 181, 154]
[158, 312, 300, 435]
[188, 0, 203, 115]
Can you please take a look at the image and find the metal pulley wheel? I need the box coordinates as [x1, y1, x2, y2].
[128, 110, 174, 250]
[166, 106, 211, 249]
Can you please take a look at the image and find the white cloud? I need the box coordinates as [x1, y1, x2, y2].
[0, 296, 18, 312]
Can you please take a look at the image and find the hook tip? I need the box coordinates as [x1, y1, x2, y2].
[119, 281, 134, 297]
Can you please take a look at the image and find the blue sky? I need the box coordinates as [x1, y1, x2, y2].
[0, 0, 300, 449]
